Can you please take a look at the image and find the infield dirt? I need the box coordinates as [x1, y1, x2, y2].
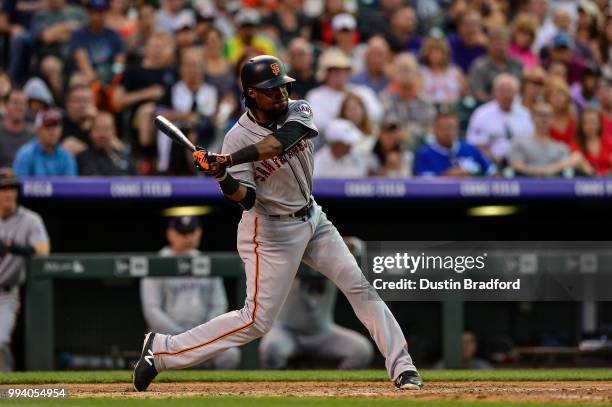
[16, 381, 612, 404]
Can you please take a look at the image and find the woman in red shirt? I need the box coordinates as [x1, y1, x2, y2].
[572, 107, 612, 176]
[546, 77, 577, 146]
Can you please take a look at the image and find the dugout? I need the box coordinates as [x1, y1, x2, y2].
[11, 177, 612, 370]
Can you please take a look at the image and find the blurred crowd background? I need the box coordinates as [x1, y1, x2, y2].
[1, 0, 612, 178]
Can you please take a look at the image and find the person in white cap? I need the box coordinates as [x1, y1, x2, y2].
[306, 48, 383, 133]
[313, 118, 368, 178]
[330, 13, 365, 71]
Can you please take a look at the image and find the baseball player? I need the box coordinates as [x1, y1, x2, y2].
[133, 55, 423, 391]
[139, 215, 240, 369]
[0, 168, 50, 370]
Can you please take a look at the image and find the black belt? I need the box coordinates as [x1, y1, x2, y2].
[269, 200, 313, 219]
[0, 285, 13, 293]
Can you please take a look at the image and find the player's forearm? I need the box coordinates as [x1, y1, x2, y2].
[228, 122, 312, 166]
[214, 171, 256, 210]
[226, 135, 282, 166]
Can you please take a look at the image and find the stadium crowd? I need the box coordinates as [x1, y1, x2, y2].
[0, 0, 611, 177]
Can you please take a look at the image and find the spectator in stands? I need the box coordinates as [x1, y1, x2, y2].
[0, 0, 44, 39]
[541, 32, 587, 85]
[531, 0, 556, 53]
[448, 10, 487, 73]
[69, 0, 126, 87]
[0, 89, 34, 167]
[171, 14, 196, 58]
[509, 101, 579, 177]
[380, 53, 436, 146]
[106, 0, 136, 40]
[34, 55, 63, 106]
[414, 111, 494, 177]
[155, 0, 194, 34]
[350, 36, 391, 96]
[126, 1, 156, 64]
[113, 32, 175, 154]
[201, 27, 237, 131]
[9, 0, 85, 85]
[550, 8, 573, 44]
[384, 5, 421, 54]
[193, 6, 216, 42]
[547, 76, 577, 146]
[356, 0, 402, 41]
[156, 47, 218, 174]
[419, 36, 467, 105]
[306, 48, 382, 133]
[140, 215, 240, 369]
[286, 38, 318, 100]
[520, 67, 547, 112]
[76, 111, 135, 175]
[469, 26, 523, 103]
[571, 64, 601, 114]
[596, 78, 612, 123]
[331, 13, 361, 69]
[313, 118, 367, 178]
[225, 8, 275, 64]
[262, 0, 311, 46]
[339, 92, 375, 157]
[509, 14, 540, 69]
[467, 74, 534, 166]
[13, 109, 77, 176]
[0, 168, 50, 371]
[369, 120, 412, 177]
[0, 71, 11, 117]
[595, 13, 612, 80]
[434, 331, 492, 369]
[23, 78, 54, 121]
[202, 28, 235, 98]
[311, 0, 345, 46]
[61, 85, 97, 156]
[571, 107, 612, 176]
[574, 0, 600, 62]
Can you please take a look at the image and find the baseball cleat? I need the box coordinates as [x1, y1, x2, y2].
[394, 370, 424, 390]
[132, 332, 158, 392]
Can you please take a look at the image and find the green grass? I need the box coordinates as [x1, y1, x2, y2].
[0, 369, 611, 384]
[0, 398, 608, 407]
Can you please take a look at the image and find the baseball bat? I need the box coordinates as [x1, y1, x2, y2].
[154, 115, 197, 152]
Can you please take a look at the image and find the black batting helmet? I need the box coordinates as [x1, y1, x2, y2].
[240, 55, 295, 93]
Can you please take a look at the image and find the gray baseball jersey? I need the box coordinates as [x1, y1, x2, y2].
[151, 100, 418, 381]
[140, 247, 228, 334]
[0, 206, 48, 370]
[222, 99, 317, 215]
[0, 206, 49, 287]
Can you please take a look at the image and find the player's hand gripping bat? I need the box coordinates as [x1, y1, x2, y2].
[154, 115, 230, 174]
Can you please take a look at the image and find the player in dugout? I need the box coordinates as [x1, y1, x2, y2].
[0, 168, 50, 371]
[139, 215, 240, 369]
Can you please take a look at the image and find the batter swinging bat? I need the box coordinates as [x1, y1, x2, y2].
[154, 115, 196, 152]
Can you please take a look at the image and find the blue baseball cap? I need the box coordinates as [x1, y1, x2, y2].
[168, 216, 201, 233]
[552, 32, 573, 49]
[88, 0, 109, 11]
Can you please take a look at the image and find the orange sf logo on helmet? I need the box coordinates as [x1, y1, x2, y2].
[270, 63, 280, 75]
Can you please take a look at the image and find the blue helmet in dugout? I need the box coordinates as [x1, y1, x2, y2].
[240, 55, 295, 110]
